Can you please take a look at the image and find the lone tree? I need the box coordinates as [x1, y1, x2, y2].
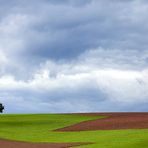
[0, 103, 4, 113]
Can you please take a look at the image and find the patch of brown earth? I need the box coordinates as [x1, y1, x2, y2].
[0, 139, 90, 148]
[55, 112, 148, 131]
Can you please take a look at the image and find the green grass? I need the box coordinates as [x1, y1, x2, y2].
[0, 114, 148, 148]
[0, 114, 104, 142]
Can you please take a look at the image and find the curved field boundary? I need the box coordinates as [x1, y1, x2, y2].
[55, 112, 148, 131]
[0, 139, 91, 148]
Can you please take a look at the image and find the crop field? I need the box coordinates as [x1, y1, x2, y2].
[0, 113, 148, 148]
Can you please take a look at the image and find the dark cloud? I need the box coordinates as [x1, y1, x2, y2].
[2, 0, 148, 60]
[0, 0, 148, 113]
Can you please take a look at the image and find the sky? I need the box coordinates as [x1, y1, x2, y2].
[0, 0, 148, 113]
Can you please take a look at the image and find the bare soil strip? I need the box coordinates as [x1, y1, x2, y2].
[55, 112, 148, 131]
[1, 113, 148, 147]
[0, 139, 90, 148]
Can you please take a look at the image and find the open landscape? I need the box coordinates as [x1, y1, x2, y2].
[1, 0, 148, 148]
[0, 113, 148, 148]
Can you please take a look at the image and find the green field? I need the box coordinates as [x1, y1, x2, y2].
[0, 114, 148, 148]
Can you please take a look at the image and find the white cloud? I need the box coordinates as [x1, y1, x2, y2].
[0, 54, 148, 113]
[0, 0, 148, 112]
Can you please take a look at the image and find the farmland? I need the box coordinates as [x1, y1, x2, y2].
[0, 113, 148, 148]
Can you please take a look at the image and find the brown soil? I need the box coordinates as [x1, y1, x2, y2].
[55, 112, 148, 131]
[1, 113, 148, 147]
[0, 139, 90, 148]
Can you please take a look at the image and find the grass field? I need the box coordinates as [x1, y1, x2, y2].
[0, 114, 148, 148]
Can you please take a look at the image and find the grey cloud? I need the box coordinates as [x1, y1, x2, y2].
[0, 0, 148, 113]
[78, 48, 148, 70]
[2, 0, 148, 61]
[0, 83, 107, 113]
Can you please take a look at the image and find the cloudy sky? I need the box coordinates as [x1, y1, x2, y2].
[0, 0, 148, 113]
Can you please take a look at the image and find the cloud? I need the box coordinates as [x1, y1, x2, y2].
[1, 0, 148, 61]
[0, 0, 148, 113]
[0, 51, 148, 113]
